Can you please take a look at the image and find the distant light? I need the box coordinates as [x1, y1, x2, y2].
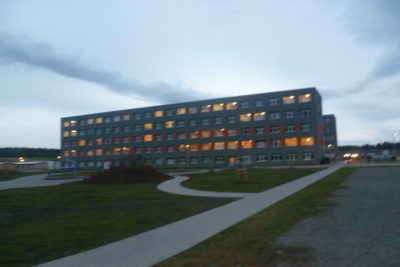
[305, 94, 311, 98]
[289, 95, 295, 99]
[247, 113, 252, 116]
[351, 153, 359, 158]
[343, 153, 351, 158]
[328, 144, 333, 148]
[56, 156, 61, 159]
[18, 157, 25, 162]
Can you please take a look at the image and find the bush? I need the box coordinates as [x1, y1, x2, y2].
[83, 161, 171, 184]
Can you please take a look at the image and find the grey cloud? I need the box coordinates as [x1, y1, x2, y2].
[0, 31, 208, 104]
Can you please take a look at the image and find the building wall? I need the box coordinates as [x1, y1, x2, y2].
[61, 87, 327, 169]
[323, 114, 338, 157]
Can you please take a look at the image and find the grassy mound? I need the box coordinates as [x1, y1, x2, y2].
[83, 163, 171, 184]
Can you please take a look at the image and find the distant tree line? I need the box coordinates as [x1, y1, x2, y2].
[339, 142, 400, 151]
[0, 147, 60, 158]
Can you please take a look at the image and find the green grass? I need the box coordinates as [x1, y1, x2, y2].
[0, 182, 233, 266]
[0, 171, 48, 182]
[159, 168, 203, 173]
[182, 168, 325, 192]
[157, 167, 355, 267]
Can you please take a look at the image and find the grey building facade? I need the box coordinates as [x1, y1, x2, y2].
[61, 87, 328, 169]
[323, 114, 338, 157]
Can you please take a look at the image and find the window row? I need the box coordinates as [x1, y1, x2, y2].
[62, 94, 313, 127]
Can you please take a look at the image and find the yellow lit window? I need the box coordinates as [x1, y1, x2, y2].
[201, 130, 211, 138]
[70, 120, 77, 127]
[70, 130, 77, 136]
[254, 112, 266, 121]
[122, 147, 130, 154]
[213, 103, 224, 111]
[214, 142, 225, 150]
[63, 121, 70, 128]
[282, 95, 296, 104]
[215, 129, 225, 137]
[241, 140, 253, 149]
[240, 113, 252, 122]
[70, 150, 77, 156]
[226, 102, 237, 110]
[95, 149, 103, 156]
[87, 118, 94, 124]
[285, 137, 298, 147]
[78, 140, 86, 146]
[299, 94, 312, 103]
[300, 137, 314, 146]
[154, 110, 164, 117]
[95, 117, 103, 124]
[144, 123, 153, 130]
[227, 141, 239, 149]
[63, 131, 70, 137]
[94, 138, 103, 145]
[189, 107, 198, 113]
[191, 131, 199, 138]
[201, 105, 211, 112]
[177, 107, 186, 115]
[87, 150, 94, 156]
[144, 134, 154, 142]
[165, 121, 174, 128]
[113, 148, 121, 155]
[202, 143, 212, 150]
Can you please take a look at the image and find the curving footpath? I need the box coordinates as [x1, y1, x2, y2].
[0, 174, 83, 191]
[40, 163, 344, 267]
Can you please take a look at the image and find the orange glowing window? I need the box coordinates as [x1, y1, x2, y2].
[122, 147, 130, 154]
[63, 121, 70, 127]
[165, 121, 174, 128]
[95, 138, 103, 145]
[241, 140, 253, 149]
[214, 142, 225, 150]
[254, 112, 266, 121]
[300, 137, 314, 146]
[87, 118, 94, 124]
[190, 131, 199, 138]
[226, 102, 237, 110]
[144, 123, 153, 130]
[95, 117, 103, 124]
[113, 148, 121, 155]
[70, 130, 77, 136]
[70, 120, 77, 127]
[78, 140, 86, 146]
[202, 143, 212, 150]
[154, 111, 163, 118]
[95, 149, 103, 156]
[213, 103, 224, 111]
[282, 95, 296, 104]
[240, 113, 252, 122]
[63, 131, 70, 137]
[201, 130, 212, 138]
[201, 105, 211, 112]
[177, 107, 186, 115]
[227, 141, 239, 149]
[299, 94, 312, 103]
[285, 137, 298, 147]
[144, 135, 154, 142]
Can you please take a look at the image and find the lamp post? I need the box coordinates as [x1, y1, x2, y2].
[185, 145, 190, 169]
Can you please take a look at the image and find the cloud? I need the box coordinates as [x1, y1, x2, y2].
[0, 31, 208, 104]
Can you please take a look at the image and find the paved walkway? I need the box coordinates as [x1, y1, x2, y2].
[40, 163, 344, 267]
[158, 175, 255, 198]
[0, 174, 83, 191]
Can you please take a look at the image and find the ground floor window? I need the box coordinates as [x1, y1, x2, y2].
[202, 156, 210, 164]
[256, 154, 267, 162]
[215, 156, 225, 164]
[166, 158, 175, 165]
[287, 153, 298, 161]
[155, 158, 163, 165]
[271, 154, 283, 162]
[190, 157, 199, 164]
[302, 152, 314, 160]
[79, 162, 86, 167]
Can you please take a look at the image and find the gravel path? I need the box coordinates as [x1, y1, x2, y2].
[275, 167, 400, 266]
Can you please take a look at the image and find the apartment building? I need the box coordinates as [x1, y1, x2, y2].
[61, 87, 329, 169]
[323, 114, 338, 157]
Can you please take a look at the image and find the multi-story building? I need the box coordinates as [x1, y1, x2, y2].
[323, 114, 338, 157]
[61, 87, 329, 169]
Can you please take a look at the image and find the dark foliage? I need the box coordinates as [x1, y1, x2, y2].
[83, 161, 171, 184]
[0, 147, 60, 158]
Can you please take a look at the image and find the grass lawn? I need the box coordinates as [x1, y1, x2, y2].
[182, 167, 325, 192]
[159, 168, 203, 173]
[157, 167, 355, 267]
[0, 171, 48, 182]
[0, 182, 233, 266]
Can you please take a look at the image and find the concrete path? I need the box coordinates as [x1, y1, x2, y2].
[0, 174, 83, 191]
[157, 175, 255, 198]
[40, 163, 344, 267]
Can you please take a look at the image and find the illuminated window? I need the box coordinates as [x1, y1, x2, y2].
[63, 151, 70, 157]
[285, 138, 298, 146]
[190, 131, 199, 138]
[299, 94, 312, 103]
[122, 147, 130, 155]
[241, 140, 253, 149]
[202, 143, 212, 150]
[144, 123, 153, 130]
[95, 117, 103, 124]
[70, 150, 77, 157]
[154, 110, 163, 117]
[70, 120, 77, 127]
[227, 129, 237, 136]
[123, 114, 130, 121]
[87, 118, 94, 124]
[201, 130, 211, 138]
[214, 142, 225, 150]
[226, 102, 237, 110]
[94, 138, 103, 145]
[254, 112, 266, 121]
[70, 130, 77, 137]
[96, 149, 103, 156]
[178, 144, 188, 151]
[63, 131, 69, 137]
[240, 113, 252, 122]
[113, 115, 121, 122]
[113, 148, 121, 155]
[78, 140, 86, 146]
[215, 129, 225, 137]
[300, 137, 314, 146]
[213, 103, 224, 111]
[177, 107, 186, 115]
[282, 95, 295, 104]
[201, 105, 211, 112]
[165, 121, 174, 128]
[189, 107, 198, 113]
[144, 135, 154, 142]
[63, 121, 70, 127]
[227, 141, 239, 149]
